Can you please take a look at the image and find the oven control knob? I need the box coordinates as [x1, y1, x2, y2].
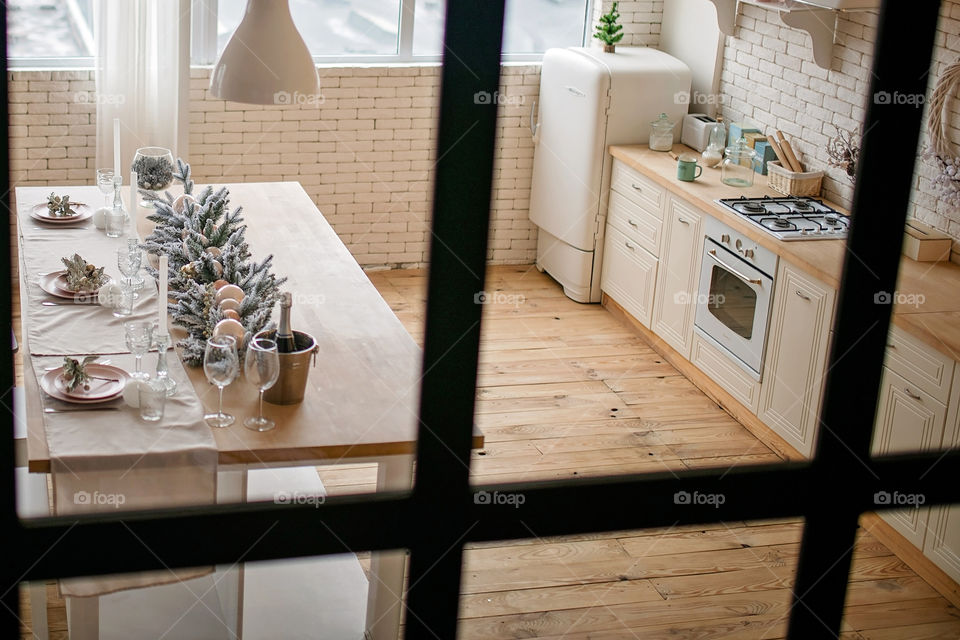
[721, 234, 730, 244]
[744, 249, 754, 259]
[735, 239, 743, 251]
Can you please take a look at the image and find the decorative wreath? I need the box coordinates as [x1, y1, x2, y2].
[924, 59, 960, 209]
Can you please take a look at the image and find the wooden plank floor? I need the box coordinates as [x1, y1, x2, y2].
[353, 265, 960, 640]
[13, 256, 960, 637]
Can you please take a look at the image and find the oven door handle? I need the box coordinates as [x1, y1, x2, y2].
[708, 250, 763, 286]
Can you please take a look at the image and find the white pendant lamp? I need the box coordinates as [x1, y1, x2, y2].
[209, 0, 320, 105]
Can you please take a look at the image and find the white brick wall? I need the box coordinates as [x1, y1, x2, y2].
[5, 5, 665, 268]
[717, 2, 960, 253]
[592, 1, 663, 48]
[8, 69, 96, 187]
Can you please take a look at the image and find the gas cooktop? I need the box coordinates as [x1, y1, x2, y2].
[715, 196, 849, 241]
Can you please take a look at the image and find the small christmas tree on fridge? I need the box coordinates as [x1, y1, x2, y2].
[593, 2, 623, 53]
[141, 159, 286, 365]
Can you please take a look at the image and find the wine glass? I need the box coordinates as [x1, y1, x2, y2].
[204, 335, 239, 428]
[243, 338, 280, 432]
[123, 321, 154, 381]
[96, 168, 115, 208]
[117, 246, 142, 297]
[131, 147, 175, 207]
[126, 238, 145, 292]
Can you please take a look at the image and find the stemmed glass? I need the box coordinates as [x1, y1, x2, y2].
[96, 168, 115, 208]
[123, 321, 154, 381]
[243, 338, 280, 432]
[117, 246, 142, 298]
[203, 335, 239, 428]
[126, 238, 145, 292]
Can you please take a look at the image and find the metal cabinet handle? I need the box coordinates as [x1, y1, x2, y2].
[631, 183, 643, 192]
[904, 387, 922, 401]
[678, 217, 689, 225]
[624, 241, 636, 251]
[796, 290, 811, 301]
[627, 218, 638, 228]
[708, 250, 762, 285]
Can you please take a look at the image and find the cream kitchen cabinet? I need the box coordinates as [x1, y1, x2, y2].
[600, 160, 666, 328]
[758, 261, 835, 458]
[871, 367, 948, 548]
[923, 361, 960, 583]
[650, 196, 703, 358]
[601, 225, 658, 327]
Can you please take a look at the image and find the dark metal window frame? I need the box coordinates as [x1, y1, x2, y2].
[2, 2, 958, 638]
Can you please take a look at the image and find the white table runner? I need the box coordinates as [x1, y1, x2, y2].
[17, 188, 217, 597]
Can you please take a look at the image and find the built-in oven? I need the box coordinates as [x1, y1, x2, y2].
[694, 216, 778, 381]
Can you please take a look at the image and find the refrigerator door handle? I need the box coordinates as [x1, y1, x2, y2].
[530, 97, 540, 144]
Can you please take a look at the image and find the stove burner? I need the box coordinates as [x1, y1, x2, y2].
[791, 200, 814, 212]
[740, 202, 766, 213]
[771, 218, 791, 228]
[824, 213, 839, 225]
[760, 216, 798, 232]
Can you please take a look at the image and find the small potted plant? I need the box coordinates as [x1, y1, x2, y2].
[594, 2, 624, 53]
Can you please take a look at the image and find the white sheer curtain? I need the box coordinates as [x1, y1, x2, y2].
[94, 0, 189, 176]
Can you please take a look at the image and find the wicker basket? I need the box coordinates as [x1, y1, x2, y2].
[766, 161, 824, 197]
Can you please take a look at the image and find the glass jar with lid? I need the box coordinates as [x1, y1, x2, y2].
[649, 113, 675, 152]
[721, 137, 757, 187]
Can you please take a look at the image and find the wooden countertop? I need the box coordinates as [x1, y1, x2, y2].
[610, 144, 960, 362]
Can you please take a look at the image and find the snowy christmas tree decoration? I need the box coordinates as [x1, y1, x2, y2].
[141, 158, 285, 365]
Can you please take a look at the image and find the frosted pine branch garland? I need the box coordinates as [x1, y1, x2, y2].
[141, 159, 286, 365]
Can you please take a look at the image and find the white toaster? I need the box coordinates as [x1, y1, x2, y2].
[681, 113, 717, 152]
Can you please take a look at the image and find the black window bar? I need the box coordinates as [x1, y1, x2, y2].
[2, 1, 959, 639]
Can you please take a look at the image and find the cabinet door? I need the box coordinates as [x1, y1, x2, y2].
[601, 225, 658, 328]
[924, 361, 960, 583]
[651, 196, 702, 358]
[758, 262, 835, 458]
[872, 367, 947, 549]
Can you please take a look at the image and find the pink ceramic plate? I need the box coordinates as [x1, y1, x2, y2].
[40, 364, 128, 404]
[38, 271, 105, 302]
[30, 202, 93, 224]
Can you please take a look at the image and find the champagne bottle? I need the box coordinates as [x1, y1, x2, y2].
[277, 292, 296, 353]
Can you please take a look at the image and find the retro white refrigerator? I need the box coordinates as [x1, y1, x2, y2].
[529, 47, 692, 303]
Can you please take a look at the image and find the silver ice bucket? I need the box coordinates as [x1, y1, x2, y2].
[254, 329, 318, 405]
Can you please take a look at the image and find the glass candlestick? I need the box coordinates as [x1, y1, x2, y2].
[154, 332, 178, 397]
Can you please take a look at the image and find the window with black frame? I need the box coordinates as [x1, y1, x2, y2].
[3, 2, 960, 640]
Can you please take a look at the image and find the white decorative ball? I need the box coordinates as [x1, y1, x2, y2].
[173, 193, 198, 215]
[122, 379, 141, 408]
[213, 318, 246, 342]
[205, 246, 222, 258]
[215, 284, 245, 306]
[97, 282, 124, 307]
[218, 298, 241, 313]
[92, 207, 110, 230]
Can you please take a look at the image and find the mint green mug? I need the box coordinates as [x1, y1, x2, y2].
[677, 155, 702, 182]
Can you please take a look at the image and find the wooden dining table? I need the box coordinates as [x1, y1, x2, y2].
[16, 181, 483, 640]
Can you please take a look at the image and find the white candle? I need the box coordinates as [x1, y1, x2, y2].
[158, 254, 168, 335]
[113, 118, 121, 177]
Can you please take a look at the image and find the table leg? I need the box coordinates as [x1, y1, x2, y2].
[27, 582, 47, 640]
[216, 468, 247, 640]
[365, 455, 414, 640]
[66, 596, 98, 640]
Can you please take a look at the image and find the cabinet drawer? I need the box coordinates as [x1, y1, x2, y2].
[885, 326, 954, 404]
[691, 332, 761, 412]
[872, 368, 946, 456]
[601, 225, 658, 328]
[607, 191, 662, 256]
[610, 159, 665, 217]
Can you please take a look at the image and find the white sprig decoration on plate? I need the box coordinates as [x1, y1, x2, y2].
[62, 355, 98, 392]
